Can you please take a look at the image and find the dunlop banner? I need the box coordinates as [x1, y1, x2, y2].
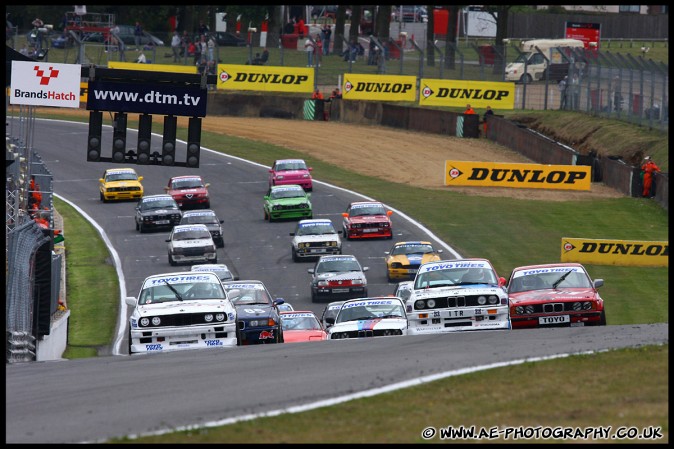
[342, 74, 416, 101]
[420, 79, 515, 109]
[445, 161, 591, 190]
[108, 61, 198, 74]
[217, 65, 313, 93]
[561, 238, 669, 267]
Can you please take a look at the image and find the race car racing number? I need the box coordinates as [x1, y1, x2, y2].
[145, 344, 163, 351]
[539, 315, 570, 325]
[244, 308, 267, 314]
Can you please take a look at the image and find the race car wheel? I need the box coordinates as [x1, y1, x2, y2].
[277, 328, 284, 343]
[311, 291, 318, 303]
[236, 327, 243, 346]
[135, 221, 139, 231]
[292, 247, 299, 262]
[387, 272, 393, 283]
[139, 222, 146, 233]
[343, 227, 350, 240]
[100, 192, 105, 202]
[127, 329, 133, 355]
[168, 252, 177, 266]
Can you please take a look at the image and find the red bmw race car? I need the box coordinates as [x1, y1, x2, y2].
[164, 175, 211, 210]
[507, 262, 606, 329]
[342, 201, 393, 240]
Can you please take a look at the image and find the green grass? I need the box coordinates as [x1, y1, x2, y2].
[109, 344, 668, 443]
[55, 197, 119, 359]
[38, 110, 668, 442]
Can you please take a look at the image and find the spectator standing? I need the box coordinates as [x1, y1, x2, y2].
[110, 26, 126, 61]
[482, 105, 494, 136]
[30, 17, 44, 52]
[612, 76, 623, 112]
[260, 48, 269, 64]
[311, 88, 323, 100]
[464, 104, 476, 114]
[322, 24, 331, 55]
[297, 17, 305, 38]
[198, 20, 209, 36]
[330, 88, 342, 99]
[133, 21, 143, 50]
[207, 34, 215, 62]
[304, 36, 315, 67]
[558, 75, 568, 110]
[180, 30, 190, 57]
[171, 31, 181, 62]
[640, 156, 661, 198]
[368, 38, 377, 65]
[314, 34, 322, 67]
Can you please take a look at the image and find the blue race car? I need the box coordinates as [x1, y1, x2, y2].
[221, 280, 286, 344]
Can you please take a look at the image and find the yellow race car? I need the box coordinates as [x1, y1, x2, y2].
[99, 168, 144, 202]
[384, 241, 443, 282]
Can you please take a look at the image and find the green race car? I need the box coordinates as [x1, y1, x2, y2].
[263, 184, 313, 222]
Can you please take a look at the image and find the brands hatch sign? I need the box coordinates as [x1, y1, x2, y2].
[10, 61, 81, 108]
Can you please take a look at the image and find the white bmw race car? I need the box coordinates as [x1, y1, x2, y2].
[126, 271, 238, 354]
[328, 297, 408, 339]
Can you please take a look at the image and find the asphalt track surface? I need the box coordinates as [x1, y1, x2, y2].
[5, 118, 668, 443]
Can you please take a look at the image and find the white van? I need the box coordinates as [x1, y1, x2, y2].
[505, 38, 584, 83]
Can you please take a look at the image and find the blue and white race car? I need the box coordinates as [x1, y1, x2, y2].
[328, 297, 408, 339]
[125, 272, 238, 354]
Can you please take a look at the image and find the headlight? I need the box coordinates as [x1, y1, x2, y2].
[415, 300, 425, 309]
[514, 306, 524, 315]
[573, 302, 582, 311]
[426, 299, 436, 308]
[525, 305, 535, 314]
[276, 175, 284, 180]
[215, 313, 226, 321]
[249, 319, 261, 327]
[317, 280, 328, 287]
[477, 296, 486, 305]
[204, 314, 214, 322]
[583, 301, 592, 310]
[151, 316, 161, 326]
[488, 295, 499, 304]
[351, 279, 364, 286]
[331, 332, 347, 339]
[140, 317, 150, 327]
[391, 262, 403, 269]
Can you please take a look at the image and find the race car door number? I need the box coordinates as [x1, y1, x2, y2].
[539, 315, 570, 325]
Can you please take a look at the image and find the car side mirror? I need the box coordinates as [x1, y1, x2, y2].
[437, 249, 443, 253]
[264, 196, 270, 200]
[384, 251, 390, 256]
[289, 232, 296, 236]
[387, 210, 393, 216]
[125, 297, 137, 307]
[269, 169, 274, 173]
[308, 268, 315, 274]
[337, 230, 342, 235]
[363, 267, 369, 271]
[205, 183, 210, 188]
[98, 178, 104, 183]
[163, 186, 169, 191]
[498, 277, 507, 287]
[308, 167, 313, 172]
[342, 212, 349, 218]
[325, 316, 335, 325]
[274, 298, 285, 306]
[593, 279, 604, 288]
[165, 238, 170, 242]
[138, 176, 144, 181]
[219, 220, 224, 224]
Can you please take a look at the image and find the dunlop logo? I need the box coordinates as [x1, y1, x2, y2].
[467, 168, 587, 184]
[353, 82, 413, 93]
[229, 73, 309, 85]
[579, 242, 668, 257]
[432, 87, 510, 101]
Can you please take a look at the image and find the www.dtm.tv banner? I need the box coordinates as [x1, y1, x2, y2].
[445, 161, 591, 190]
[561, 238, 668, 267]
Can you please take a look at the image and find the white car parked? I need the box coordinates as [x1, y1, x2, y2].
[328, 297, 408, 340]
[126, 271, 238, 354]
[167, 224, 217, 266]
